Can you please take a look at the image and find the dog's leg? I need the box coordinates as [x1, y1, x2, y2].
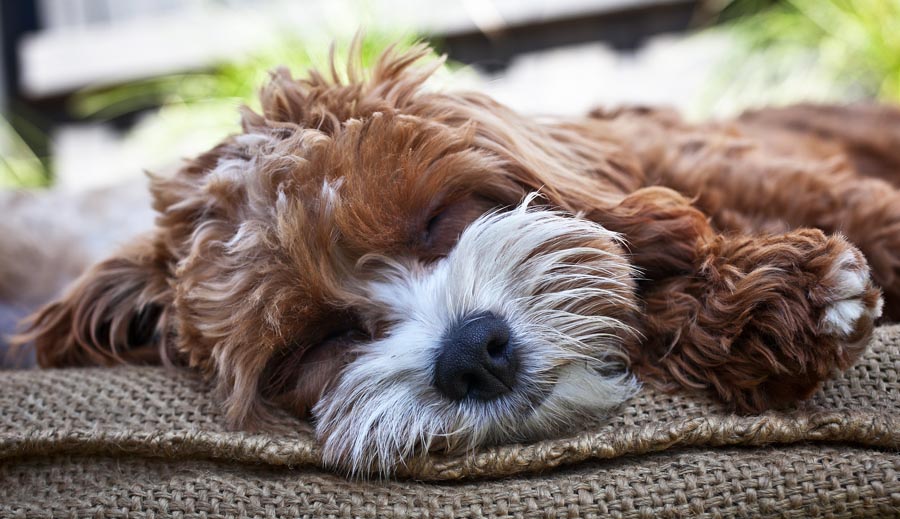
[638, 229, 882, 412]
[597, 106, 900, 320]
[678, 160, 900, 322]
[593, 187, 882, 411]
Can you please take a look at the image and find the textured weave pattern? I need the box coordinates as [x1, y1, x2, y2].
[3, 446, 899, 518]
[1, 326, 899, 517]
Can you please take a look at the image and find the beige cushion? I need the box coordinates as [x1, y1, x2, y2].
[2, 326, 899, 517]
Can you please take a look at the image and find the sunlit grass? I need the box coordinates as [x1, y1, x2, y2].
[72, 31, 426, 120]
[0, 117, 48, 188]
[66, 32, 435, 179]
[710, 0, 900, 108]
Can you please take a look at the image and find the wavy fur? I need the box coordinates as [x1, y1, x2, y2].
[16, 43, 897, 476]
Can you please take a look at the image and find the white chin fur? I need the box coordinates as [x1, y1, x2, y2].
[312, 198, 640, 476]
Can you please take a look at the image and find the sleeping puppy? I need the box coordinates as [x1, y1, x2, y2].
[18, 44, 897, 476]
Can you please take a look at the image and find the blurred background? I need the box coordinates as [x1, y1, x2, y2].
[1, 0, 899, 351]
[4, 0, 899, 192]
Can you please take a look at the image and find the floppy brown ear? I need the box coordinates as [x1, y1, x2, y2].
[17, 233, 174, 367]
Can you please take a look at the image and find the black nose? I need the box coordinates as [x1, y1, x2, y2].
[433, 311, 518, 401]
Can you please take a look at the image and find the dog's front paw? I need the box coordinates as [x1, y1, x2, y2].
[816, 244, 883, 341]
[632, 230, 882, 414]
[734, 232, 882, 409]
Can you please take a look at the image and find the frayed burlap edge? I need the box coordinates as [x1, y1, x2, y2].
[1, 410, 897, 480]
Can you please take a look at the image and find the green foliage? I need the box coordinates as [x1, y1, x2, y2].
[0, 116, 49, 188]
[719, 0, 900, 102]
[65, 32, 432, 178]
[72, 32, 425, 122]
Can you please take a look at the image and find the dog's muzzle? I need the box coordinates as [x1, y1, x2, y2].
[313, 200, 640, 476]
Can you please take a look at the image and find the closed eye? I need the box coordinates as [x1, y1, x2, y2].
[320, 326, 370, 347]
[425, 210, 446, 243]
[315, 309, 373, 348]
[426, 211, 444, 238]
[421, 195, 499, 259]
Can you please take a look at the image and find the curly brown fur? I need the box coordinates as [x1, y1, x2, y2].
[14, 44, 898, 474]
[635, 229, 879, 411]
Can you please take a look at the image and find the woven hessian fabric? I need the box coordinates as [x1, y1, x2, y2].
[2, 326, 899, 518]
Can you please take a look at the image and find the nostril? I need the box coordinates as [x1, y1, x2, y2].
[486, 338, 507, 359]
[433, 311, 518, 401]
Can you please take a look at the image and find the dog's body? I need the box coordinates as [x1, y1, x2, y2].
[16, 46, 900, 475]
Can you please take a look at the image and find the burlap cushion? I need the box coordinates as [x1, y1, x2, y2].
[2, 326, 899, 518]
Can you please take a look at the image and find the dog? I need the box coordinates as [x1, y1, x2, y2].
[17, 44, 899, 476]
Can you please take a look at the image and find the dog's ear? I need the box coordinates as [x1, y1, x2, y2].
[16, 233, 173, 367]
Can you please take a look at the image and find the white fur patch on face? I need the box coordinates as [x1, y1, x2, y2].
[312, 199, 640, 476]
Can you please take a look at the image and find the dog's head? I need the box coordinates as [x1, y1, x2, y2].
[24, 44, 643, 475]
